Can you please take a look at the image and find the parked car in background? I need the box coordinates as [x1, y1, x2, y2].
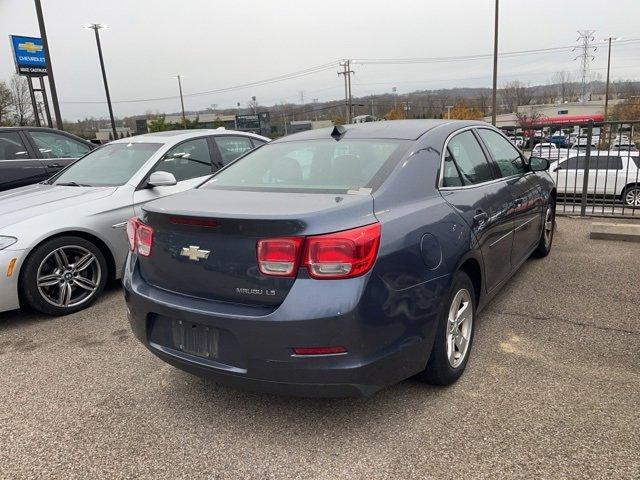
[124, 120, 556, 397]
[0, 129, 269, 316]
[549, 151, 640, 207]
[506, 134, 524, 149]
[547, 134, 569, 148]
[0, 127, 94, 192]
[531, 143, 568, 161]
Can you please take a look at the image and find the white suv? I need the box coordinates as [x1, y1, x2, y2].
[548, 151, 640, 207]
[531, 143, 568, 161]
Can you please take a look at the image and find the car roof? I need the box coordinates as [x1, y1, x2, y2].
[112, 129, 269, 144]
[0, 126, 93, 145]
[270, 119, 487, 143]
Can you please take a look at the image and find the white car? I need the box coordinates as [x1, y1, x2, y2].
[0, 129, 269, 315]
[548, 151, 640, 207]
[531, 143, 568, 161]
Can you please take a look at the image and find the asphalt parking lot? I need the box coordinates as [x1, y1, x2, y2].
[1, 216, 638, 479]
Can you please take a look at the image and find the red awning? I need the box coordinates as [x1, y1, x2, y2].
[533, 114, 605, 125]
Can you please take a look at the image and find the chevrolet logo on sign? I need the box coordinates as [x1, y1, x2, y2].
[18, 42, 43, 54]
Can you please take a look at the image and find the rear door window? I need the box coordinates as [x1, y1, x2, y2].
[589, 156, 622, 170]
[477, 128, 527, 177]
[214, 136, 254, 165]
[442, 130, 494, 187]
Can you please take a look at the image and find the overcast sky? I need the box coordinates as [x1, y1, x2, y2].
[1, 0, 639, 120]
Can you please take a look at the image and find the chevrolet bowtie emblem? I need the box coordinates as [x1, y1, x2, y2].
[18, 42, 43, 54]
[180, 245, 210, 261]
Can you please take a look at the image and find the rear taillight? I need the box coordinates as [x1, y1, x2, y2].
[303, 223, 380, 279]
[256, 223, 380, 280]
[257, 237, 304, 277]
[126, 217, 139, 251]
[126, 217, 154, 257]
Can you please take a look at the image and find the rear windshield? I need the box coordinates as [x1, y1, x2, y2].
[202, 138, 410, 193]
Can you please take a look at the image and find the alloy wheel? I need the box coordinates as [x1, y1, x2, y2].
[36, 245, 101, 308]
[624, 188, 640, 207]
[544, 206, 554, 246]
[446, 288, 473, 368]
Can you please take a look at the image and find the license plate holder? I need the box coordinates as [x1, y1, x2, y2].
[171, 320, 219, 359]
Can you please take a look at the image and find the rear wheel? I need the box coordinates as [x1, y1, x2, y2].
[532, 199, 555, 258]
[623, 186, 640, 208]
[416, 271, 475, 386]
[20, 236, 107, 316]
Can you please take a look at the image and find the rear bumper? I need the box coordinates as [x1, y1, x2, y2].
[0, 249, 26, 313]
[123, 255, 441, 397]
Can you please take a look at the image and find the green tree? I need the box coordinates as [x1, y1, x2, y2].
[148, 116, 169, 132]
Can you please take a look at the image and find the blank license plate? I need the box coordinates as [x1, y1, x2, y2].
[171, 320, 219, 359]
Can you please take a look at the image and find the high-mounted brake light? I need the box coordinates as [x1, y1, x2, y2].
[126, 217, 154, 257]
[256, 223, 380, 280]
[257, 237, 304, 277]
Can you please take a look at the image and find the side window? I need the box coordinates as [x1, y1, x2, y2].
[251, 138, 267, 148]
[589, 156, 622, 170]
[215, 136, 254, 165]
[559, 157, 586, 170]
[152, 138, 212, 182]
[442, 130, 494, 187]
[0, 132, 30, 160]
[29, 131, 90, 159]
[477, 129, 527, 177]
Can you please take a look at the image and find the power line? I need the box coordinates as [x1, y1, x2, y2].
[61, 62, 338, 104]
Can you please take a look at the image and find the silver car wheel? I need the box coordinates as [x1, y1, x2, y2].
[624, 188, 640, 207]
[446, 288, 473, 368]
[36, 245, 101, 308]
[544, 206, 554, 246]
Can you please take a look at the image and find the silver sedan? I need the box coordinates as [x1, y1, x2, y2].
[0, 129, 269, 315]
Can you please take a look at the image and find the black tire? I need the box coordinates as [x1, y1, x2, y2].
[20, 236, 108, 316]
[531, 199, 555, 258]
[416, 270, 476, 386]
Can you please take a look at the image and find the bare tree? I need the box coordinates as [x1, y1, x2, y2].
[0, 81, 13, 125]
[10, 75, 33, 125]
[500, 81, 533, 113]
[552, 71, 577, 103]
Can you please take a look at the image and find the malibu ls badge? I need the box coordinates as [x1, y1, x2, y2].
[180, 245, 210, 262]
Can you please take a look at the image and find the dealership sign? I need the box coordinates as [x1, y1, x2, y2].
[10, 35, 47, 76]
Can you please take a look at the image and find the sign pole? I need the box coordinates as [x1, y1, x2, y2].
[38, 77, 53, 128]
[34, 0, 63, 130]
[26, 76, 41, 127]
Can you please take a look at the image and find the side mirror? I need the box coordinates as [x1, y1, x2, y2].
[529, 156, 550, 172]
[147, 170, 177, 187]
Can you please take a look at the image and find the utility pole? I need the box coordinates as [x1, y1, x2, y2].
[602, 36, 620, 120]
[491, 0, 499, 125]
[85, 24, 117, 140]
[338, 60, 354, 123]
[573, 30, 597, 103]
[173, 75, 186, 127]
[34, 0, 63, 130]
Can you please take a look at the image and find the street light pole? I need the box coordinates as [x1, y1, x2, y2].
[491, 0, 499, 126]
[85, 24, 117, 140]
[602, 37, 620, 121]
[34, 0, 63, 130]
[173, 75, 186, 128]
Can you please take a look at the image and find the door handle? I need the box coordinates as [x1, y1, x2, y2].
[47, 163, 62, 168]
[473, 210, 488, 225]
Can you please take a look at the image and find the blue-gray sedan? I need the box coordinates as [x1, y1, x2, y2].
[124, 120, 556, 397]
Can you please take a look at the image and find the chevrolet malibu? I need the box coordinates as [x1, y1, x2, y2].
[124, 120, 556, 397]
[0, 129, 268, 316]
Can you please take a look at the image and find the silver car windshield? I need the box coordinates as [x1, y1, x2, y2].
[51, 143, 162, 187]
[204, 139, 409, 193]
